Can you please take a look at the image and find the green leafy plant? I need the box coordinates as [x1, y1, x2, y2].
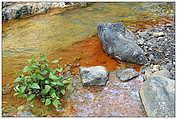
[14, 55, 74, 109]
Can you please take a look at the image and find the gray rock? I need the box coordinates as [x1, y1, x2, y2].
[17, 111, 34, 117]
[140, 76, 175, 117]
[97, 22, 147, 65]
[153, 32, 165, 37]
[149, 69, 172, 79]
[116, 68, 139, 81]
[141, 65, 172, 80]
[2, 2, 78, 21]
[79, 66, 109, 86]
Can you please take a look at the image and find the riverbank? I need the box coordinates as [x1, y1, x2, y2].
[2, 2, 84, 21]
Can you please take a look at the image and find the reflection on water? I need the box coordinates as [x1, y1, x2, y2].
[2, 2, 174, 117]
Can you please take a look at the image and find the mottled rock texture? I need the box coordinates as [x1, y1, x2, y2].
[80, 66, 109, 86]
[97, 22, 147, 65]
[140, 76, 175, 117]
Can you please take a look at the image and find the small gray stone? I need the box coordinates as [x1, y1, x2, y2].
[17, 111, 34, 117]
[137, 38, 144, 45]
[153, 32, 165, 37]
[140, 76, 175, 117]
[80, 66, 109, 86]
[116, 68, 139, 82]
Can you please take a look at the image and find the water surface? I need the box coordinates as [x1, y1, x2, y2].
[2, 2, 174, 117]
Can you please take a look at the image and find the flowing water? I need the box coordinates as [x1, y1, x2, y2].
[2, 2, 175, 117]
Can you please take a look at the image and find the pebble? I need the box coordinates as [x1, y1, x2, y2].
[137, 23, 175, 79]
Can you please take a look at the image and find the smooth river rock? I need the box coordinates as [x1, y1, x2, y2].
[140, 76, 175, 117]
[116, 68, 139, 82]
[97, 22, 147, 65]
[79, 66, 109, 86]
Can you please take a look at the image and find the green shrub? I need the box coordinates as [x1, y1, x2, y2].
[13, 55, 74, 109]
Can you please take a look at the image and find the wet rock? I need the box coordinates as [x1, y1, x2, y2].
[79, 66, 109, 86]
[17, 111, 34, 117]
[56, 107, 64, 112]
[140, 76, 175, 117]
[116, 68, 139, 82]
[153, 32, 165, 37]
[70, 71, 146, 116]
[97, 22, 147, 65]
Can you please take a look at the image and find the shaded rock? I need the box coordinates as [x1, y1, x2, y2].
[79, 66, 109, 86]
[97, 22, 147, 65]
[140, 76, 175, 117]
[116, 68, 139, 82]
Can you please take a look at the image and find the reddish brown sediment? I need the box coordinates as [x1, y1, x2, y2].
[127, 17, 174, 33]
[50, 35, 144, 75]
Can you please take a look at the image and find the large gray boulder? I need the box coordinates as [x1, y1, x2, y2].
[79, 66, 109, 86]
[97, 22, 147, 65]
[140, 76, 175, 117]
[116, 68, 139, 82]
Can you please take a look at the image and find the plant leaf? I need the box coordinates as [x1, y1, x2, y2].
[39, 55, 46, 61]
[14, 77, 22, 83]
[56, 67, 63, 72]
[49, 72, 59, 80]
[60, 89, 65, 95]
[41, 85, 51, 94]
[36, 74, 45, 80]
[28, 56, 37, 63]
[19, 86, 26, 93]
[41, 98, 45, 103]
[31, 83, 40, 89]
[45, 80, 50, 84]
[15, 93, 27, 98]
[31, 63, 38, 68]
[67, 85, 74, 91]
[52, 99, 61, 108]
[14, 85, 20, 92]
[17, 105, 24, 111]
[45, 99, 51, 106]
[62, 80, 71, 84]
[51, 81, 64, 86]
[14, 92, 19, 96]
[41, 70, 48, 75]
[51, 91, 57, 98]
[27, 94, 35, 101]
[52, 60, 59, 63]
[23, 66, 32, 73]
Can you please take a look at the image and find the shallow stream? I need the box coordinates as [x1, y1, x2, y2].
[2, 2, 174, 117]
